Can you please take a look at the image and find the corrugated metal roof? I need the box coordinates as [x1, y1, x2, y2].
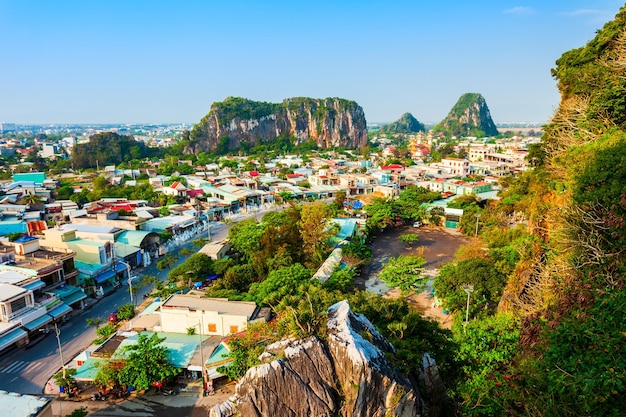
[117, 229, 156, 247]
[0, 390, 51, 416]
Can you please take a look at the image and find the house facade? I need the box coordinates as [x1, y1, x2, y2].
[156, 295, 261, 337]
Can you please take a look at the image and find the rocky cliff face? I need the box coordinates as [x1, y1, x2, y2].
[210, 301, 445, 417]
[435, 93, 499, 137]
[187, 97, 367, 154]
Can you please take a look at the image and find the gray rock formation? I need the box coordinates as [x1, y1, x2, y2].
[210, 300, 436, 417]
[187, 97, 367, 154]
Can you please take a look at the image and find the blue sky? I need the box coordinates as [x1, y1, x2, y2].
[0, 1, 623, 125]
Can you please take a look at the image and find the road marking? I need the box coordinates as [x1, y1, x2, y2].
[0, 360, 27, 373]
[0, 360, 45, 374]
[22, 361, 44, 373]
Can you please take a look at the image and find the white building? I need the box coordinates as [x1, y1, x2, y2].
[39, 143, 59, 159]
[440, 158, 470, 177]
[155, 295, 261, 336]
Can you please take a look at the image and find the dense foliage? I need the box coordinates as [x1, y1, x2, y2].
[209, 97, 279, 122]
[380, 112, 425, 134]
[71, 132, 148, 169]
[435, 7, 626, 416]
[112, 333, 178, 390]
[434, 93, 499, 137]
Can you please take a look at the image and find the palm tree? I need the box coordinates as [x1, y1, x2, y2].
[18, 193, 43, 205]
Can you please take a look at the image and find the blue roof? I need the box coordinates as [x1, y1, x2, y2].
[0, 220, 27, 236]
[117, 230, 157, 247]
[139, 299, 163, 316]
[206, 343, 231, 366]
[332, 218, 359, 240]
[113, 331, 208, 369]
[12, 172, 46, 183]
[74, 357, 107, 381]
[14, 235, 37, 243]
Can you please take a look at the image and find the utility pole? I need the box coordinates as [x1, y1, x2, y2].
[54, 323, 66, 378]
[463, 284, 474, 333]
[474, 213, 481, 239]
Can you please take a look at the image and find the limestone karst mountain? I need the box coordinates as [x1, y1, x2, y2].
[186, 97, 367, 154]
[434, 93, 498, 137]
[380, 112, 425, 134]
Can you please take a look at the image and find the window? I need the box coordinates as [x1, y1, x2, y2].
[229, 325, 238, 334]
[10, 297, 27, 314]
[207, 323, 217, 333]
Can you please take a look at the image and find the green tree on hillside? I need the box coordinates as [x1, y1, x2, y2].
[379, 255, 427, 294]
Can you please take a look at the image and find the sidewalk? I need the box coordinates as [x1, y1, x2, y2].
[44, 379, 236, 417]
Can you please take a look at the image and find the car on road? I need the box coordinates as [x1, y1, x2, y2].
[413, 221, 422, 228]
[108, 312, 118, 323]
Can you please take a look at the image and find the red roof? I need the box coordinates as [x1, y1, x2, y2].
[381, 164, 403, 170]
[249, 171, 259, 177]
[187, 189, 204, 197]
[111, 204, 133, 212]
[286, 173, 303, 178]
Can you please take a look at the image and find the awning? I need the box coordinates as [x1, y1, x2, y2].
[187, 365, 203, 372]
[94, 269, 116, 284]
[48, 303, 73, 320]
[114, 262, 129, 273]
[23, 280, 45, 291]
[61, 291, 87, 306]
[22, 314, 53, 331]
[206, 366, 226, 380]
[0, 328, 28, 351]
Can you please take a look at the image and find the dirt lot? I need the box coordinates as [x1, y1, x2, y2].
[356, 225, 469, 329]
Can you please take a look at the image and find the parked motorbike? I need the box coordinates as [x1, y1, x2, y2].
[162, 387, 178, 396]
[91, 392, 108, 401]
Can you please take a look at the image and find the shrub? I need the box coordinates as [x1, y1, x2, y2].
[118, 303, 135, 321]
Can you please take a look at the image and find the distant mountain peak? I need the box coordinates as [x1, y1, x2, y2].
[435, 93, 499, 137]
[381, 112, 425, 134]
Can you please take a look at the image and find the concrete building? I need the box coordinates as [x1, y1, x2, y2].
[0, 123, 17, 134]
[155, 295, 262, 336]
[440, 158, 470, 177]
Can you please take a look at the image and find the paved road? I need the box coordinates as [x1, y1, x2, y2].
[0, 210, 272, 395]
[0, 225, 219, 395]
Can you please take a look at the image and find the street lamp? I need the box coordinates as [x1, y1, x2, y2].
[41, 322, 66, 378]
[474, 213, 482, 239]
[197, 315, 207, 396]
[55, 322, 66, 378]
[463, 284, 474, 332]
[117, 260, 134, 305]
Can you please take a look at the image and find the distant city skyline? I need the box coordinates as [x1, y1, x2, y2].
[0, 0, 623, 125]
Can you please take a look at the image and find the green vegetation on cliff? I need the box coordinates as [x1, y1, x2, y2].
[187, 96, 366, 154]
[212, 97, 280, 121]
[437, 7, 626, 416]
[380, 113, 425, 134]
[434, 92, 499, 138]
